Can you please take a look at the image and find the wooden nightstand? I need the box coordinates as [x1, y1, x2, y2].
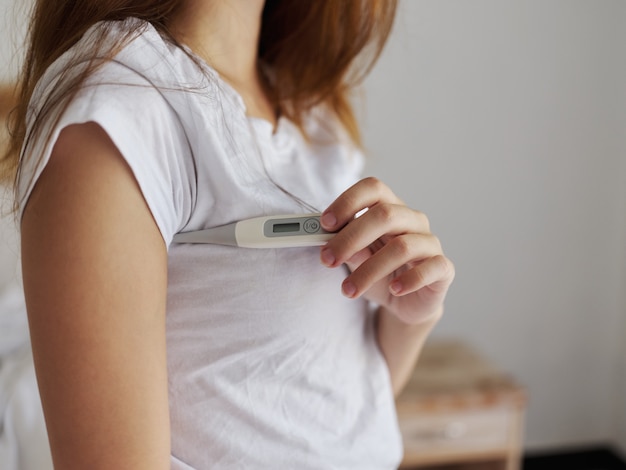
[395, 339, 526, 470]
[1, 84, 17, 147]
[0, 84, 17, 117]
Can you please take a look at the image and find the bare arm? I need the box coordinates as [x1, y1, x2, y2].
[21, 123, 171, 468]
[375, 305, 441, 396]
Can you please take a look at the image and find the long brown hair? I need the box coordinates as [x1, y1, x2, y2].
[1, 0, 397, 201]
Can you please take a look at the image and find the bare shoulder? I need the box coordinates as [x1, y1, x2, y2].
[21, 122, 171, 469]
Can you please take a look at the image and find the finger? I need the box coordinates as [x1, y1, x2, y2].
[343, 246, 373, 272]
[320, 177, 403, 232]
[388, 255, 455, 297]
[321, 203, 431, 268]
[341, 233, 443, 298]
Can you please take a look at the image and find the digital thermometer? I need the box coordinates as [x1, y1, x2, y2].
[172, 213, 333, 248]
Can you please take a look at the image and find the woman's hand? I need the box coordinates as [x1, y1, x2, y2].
[320, 177, 455, 326]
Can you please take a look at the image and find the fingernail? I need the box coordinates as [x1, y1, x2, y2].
[321, 247, 336, 267]
[342, 281, 357, 298]
[321, 211, 337, 229]
[390, 280, 403, 296]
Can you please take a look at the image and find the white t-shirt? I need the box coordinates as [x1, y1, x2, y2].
[18, 19, 403, 469]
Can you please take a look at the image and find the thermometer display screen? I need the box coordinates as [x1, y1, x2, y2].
[273, 222, 300, 234]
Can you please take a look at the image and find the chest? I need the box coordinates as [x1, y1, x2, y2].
[176, 100, 360, 234]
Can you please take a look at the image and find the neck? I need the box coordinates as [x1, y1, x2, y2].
[168, 0, 266, 87]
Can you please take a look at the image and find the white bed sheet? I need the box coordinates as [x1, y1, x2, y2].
[0, 205, 52, 470]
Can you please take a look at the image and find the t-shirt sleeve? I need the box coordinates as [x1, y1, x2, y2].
[17, 65, 190, 246]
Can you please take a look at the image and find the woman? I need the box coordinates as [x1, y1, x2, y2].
[1, 1, 455, 468]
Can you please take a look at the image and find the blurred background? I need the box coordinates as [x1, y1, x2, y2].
[358, 1, 625, 467]
[1, 0, 625, 469]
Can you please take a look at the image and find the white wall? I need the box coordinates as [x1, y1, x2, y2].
[361, 0, 626, 451]
[0, 0, 30, 82]
[615, 1, 626, 453]
[0, 0, 26, 281]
